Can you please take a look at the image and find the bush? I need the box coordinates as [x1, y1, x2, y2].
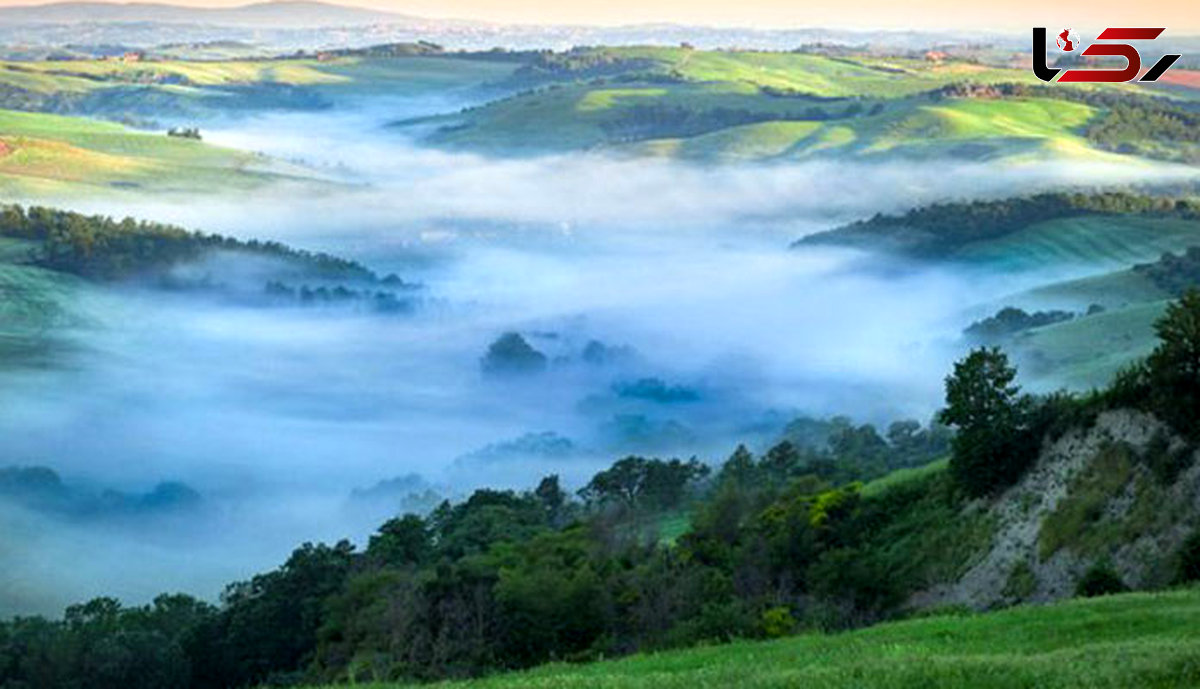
[759, 606, 796, 639]
[1177, 531, 1200, 584]
[1076, 562, 1129, 598]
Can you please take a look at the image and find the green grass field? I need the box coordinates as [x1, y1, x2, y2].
[316, 587, 1200, 689]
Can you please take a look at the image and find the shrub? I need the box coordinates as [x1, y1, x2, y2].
[1177, 530, 1200, 584]
[760, 606, 796, 639]
[1076, 562, 1129, 598]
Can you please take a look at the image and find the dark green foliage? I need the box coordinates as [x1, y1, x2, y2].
[0, 204, 380, 283]
[1176, 530, 1200, 584]
[366, 514, 431, 567]
[1075, 562, 1129, 598]
[939, 348, 1033, 497]
[0, 594, 213, 689]
[196, 541, 356, 688]
[1145, 290, 1200, 439]
[1142, 431, 1193, 485]
[480, 332, 547, 376]
[578, 456, 709, 511]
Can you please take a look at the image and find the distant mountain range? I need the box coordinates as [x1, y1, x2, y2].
[0, 0, 1105, 54]
[0, 0, 424, 28]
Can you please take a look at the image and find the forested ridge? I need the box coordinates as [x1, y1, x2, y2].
[4, 289, 1200, 689]
[0, 204, 379, 282]
[0, 205, 421, 312]
[797, 191, 1200, 257]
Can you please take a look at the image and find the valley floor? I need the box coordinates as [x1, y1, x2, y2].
[325, 587, 1200, 689]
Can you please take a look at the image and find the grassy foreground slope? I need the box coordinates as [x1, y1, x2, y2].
[325, 588, 1200, 689]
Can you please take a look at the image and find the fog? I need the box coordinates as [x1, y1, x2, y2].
[3, 95, 1196, 616]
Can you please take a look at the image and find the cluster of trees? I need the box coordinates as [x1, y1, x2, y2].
[480, 332, 548, 376]
[166, 126, 201, 140]
[262, 281, 415, 314]
[768, 415, 951, 485]
[0, 204, 403, 287]
[0, 465, 201, 521]
[798, 191, 1200, 257]
[963, 306, 1080, 341]
[1086, 102, 1200, 161]
[511, 49, 660, 82]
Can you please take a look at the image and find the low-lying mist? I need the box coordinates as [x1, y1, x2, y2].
[3, 96, 1196, 616]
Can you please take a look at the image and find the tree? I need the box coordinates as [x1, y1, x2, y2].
[481, 332, 547, 376]
[938, 347, 1031, 497]
[1075, 562, 1128, 598]
[534, 474, 567, 525]
[367, 514, 431, 567]
[579, 456, 708, 511]
[1145, 290, 1200, 437]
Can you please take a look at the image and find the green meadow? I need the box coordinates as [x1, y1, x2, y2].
[318, 587, 1200, 689]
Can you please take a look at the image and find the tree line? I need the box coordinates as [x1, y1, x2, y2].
[0, 204, 401, 286]
[797, 191, 1200, 257]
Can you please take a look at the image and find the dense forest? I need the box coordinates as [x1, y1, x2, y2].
[0, 205, 377, 282]
[797, 191, 1200, 257]
[4, 291, 1200, 689]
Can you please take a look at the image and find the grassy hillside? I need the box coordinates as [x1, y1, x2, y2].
[955, 216, 1200, 272]
[0, 55, 519, 121]
[1011, 300, 1167, 389]
[316, 587, 1200, 689]
[419, 48, 1153, 161]
[0, 108, 322, 195]
[633, 97, 1114, 162]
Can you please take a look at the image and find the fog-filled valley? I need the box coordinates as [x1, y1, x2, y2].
[2, 82, 1198, 618]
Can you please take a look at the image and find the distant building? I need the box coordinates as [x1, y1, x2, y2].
[924, 50, 948, 63]
[122, 51, 144, 63]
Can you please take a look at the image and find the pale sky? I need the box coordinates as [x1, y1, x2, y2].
[10, 0, 1200, 33]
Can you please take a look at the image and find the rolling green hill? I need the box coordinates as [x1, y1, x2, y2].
[954, 215, 1200, 272]
[0, 54, 520, 121]
[0, 108, 322, 195]
[312, 587, 1200, 689]
[416, 47, 1164, 161]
